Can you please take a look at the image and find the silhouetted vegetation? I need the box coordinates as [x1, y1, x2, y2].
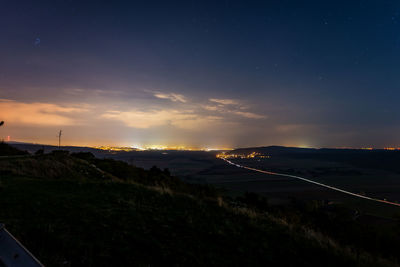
[71, 152, 220, 199]
[70, 151, 95, 161]
[266, 198, 400, 263]
[236, 192, 269, 211]
[0, 143, 398, 266]
[0, 141, 29, 156]
[35, 148, 44, 155]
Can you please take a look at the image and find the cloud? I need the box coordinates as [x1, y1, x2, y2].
[203, 105, 219, 111]
[154, 92, 187, 103]
[203, 100, 266, 119]
[232, 111, 266, 119]
[102, 109, 222, 130]
[102, 109, 180, 128]
[0, 99, 89, 126]
[172, 115, 223, 129]
[209, 98, 239, 105]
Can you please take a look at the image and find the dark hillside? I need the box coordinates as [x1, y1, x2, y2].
[0, 144, 396, 266]
[0, 141, 29, 156]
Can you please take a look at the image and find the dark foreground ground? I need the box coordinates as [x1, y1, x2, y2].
[3, 143, 400, 266]
[1, 174, 375, 267]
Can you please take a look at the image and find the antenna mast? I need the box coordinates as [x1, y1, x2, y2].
[58, 130, 62, 149]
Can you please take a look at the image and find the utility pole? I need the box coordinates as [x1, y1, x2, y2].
[58, 130, 62, 150]
[0, 121, 3, 143]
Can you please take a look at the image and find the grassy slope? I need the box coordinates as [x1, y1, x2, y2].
[0, 150, 394, 266]
[0, 175, 361, 267]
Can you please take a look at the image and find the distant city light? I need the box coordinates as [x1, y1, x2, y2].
[216, 151, 271, 159]
[95, 145, 233, 152]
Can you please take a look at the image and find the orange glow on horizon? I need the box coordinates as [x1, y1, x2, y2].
[96, 145, 233, 152]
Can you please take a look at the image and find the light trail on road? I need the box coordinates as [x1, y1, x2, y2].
[222, 158, 400, 207]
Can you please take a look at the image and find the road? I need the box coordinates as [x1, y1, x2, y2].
[222, 158, 400, 207]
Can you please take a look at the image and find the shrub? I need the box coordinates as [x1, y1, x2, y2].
[71, 152, 95, 161]
[35, 149, 44, 155]
[0, 142, 29, 156]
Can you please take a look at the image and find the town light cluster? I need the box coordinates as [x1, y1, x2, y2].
[216, 151, 271, 159]
[96, 145, 233, 152]
[95, 146, 140, 152]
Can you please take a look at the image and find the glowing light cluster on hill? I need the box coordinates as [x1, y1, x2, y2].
[216, 151, 271, 159]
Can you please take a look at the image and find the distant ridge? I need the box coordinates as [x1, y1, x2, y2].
[228, 145, 399, 156]
[229, 146, 318, 155]
[7, 142, 104, 156]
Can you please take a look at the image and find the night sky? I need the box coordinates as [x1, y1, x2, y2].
[1, 1, 400, 148]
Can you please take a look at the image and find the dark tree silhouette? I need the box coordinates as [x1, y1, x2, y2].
[0, 121, 4, 127]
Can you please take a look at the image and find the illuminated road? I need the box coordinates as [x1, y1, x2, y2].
[222, 158, 400, 207]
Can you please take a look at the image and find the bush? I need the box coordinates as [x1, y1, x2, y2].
[237, 192, 269, 211]
[71, 152, 95, 161]
[0, 142, 29, 156]
[35, 149, 44, 155]
[50, 150, 69, 157]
